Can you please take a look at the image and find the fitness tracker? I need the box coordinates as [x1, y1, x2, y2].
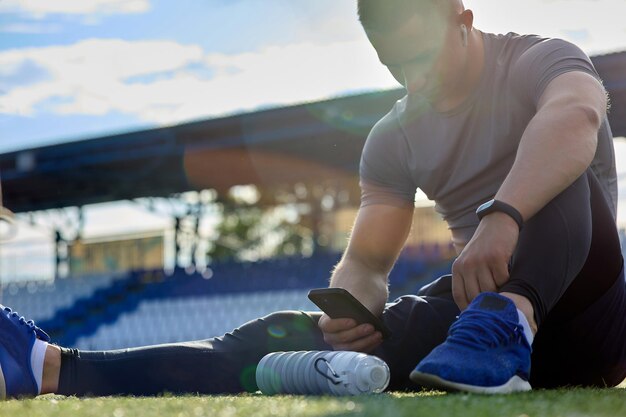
[476, 199, 523, 230]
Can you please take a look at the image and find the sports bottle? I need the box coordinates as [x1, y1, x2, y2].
[256, 350, 390, 395]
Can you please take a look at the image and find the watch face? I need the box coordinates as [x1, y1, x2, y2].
[477, 200, 495, 213]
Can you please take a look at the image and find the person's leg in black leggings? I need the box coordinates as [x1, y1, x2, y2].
[499, 169, 625, 387]
[57, 285, 461, 396]
[529, 171, 625, 387]
[58, 311, 329, 396]
[500, 169, 621, 327]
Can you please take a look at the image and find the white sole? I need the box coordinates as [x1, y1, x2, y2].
[0, 362, 6, 399]
[410, 370, 532, 394]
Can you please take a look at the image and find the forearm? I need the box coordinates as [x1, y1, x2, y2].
[496, 102, 602, 221]
[329, 251, 390, 316]
[326, 203, 413, 315]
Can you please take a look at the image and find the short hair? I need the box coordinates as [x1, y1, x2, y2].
[357, 0, 457, 32]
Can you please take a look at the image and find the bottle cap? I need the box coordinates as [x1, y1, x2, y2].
[356, 363, 389, 393]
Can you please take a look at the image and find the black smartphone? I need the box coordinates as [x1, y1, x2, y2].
[308, 288, 392, 339]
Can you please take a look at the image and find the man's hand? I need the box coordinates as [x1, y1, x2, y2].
[318, 315, 383, 352]
[452, 212, 520, 309]
[317, 280, 387, 352]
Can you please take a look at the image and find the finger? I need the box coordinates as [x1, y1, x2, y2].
[318, 315, 357, 333]
[463, 269, 482, 305]
[323, 323, 375, 346]
[491, 261, 510, 288]
[333, 331, 383, 353]
[477, 266, 498, 294]
[452, 269, 468, 310]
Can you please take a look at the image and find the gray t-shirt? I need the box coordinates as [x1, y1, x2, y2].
[360, 32, 617, 246]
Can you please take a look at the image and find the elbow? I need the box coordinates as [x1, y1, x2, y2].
[551, 82, 607, 132]
[572, 82, 607, 131]
[575, 101, 605, 131]
[575, 103, 602, 162]
[558, 101, 603, 168]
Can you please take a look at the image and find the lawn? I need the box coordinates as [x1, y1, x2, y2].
[1, 385, 624, 417]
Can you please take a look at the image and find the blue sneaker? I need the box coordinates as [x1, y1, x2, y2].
[0, 304, 50, 399]
[410, 293, 532, 394]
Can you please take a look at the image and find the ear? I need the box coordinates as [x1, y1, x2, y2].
[459, 9, 474, 31]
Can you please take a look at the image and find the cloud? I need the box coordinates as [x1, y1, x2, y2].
[0, 0, 150, 17]
[0, 39, 204, 116]
[0, 22, 62, 34]
[0, 38, 397, 125]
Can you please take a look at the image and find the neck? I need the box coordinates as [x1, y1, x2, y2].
[434, 29, 485, 112]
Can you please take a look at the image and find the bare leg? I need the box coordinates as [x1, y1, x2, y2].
[41, 344, 61, 394]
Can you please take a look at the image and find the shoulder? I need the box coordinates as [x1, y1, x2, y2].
[515, 37, 591, 65]
[360, 99, 415, 189]
[502, 35, 598, 105]
[485, 32, 591, 70]
[363, 101, 407, 153]
[507, 34, 595, 75]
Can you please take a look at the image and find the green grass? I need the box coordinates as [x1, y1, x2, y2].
[1, 385, 624, 417]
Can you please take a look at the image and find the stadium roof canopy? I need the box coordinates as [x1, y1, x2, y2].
[1, 51, 625, 214]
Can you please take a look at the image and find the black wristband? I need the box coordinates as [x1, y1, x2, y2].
[476, 199, 524, 230]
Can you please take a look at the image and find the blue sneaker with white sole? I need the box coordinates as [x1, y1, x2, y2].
[410, 292, 532, 394]
[0, 304, 50, 399]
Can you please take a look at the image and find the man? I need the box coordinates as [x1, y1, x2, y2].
[1, 0, 625, 398]
[328, 0, 626, 393]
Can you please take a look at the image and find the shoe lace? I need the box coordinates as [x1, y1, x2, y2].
[3, 306, 51, 341]
[447, 309, 525, 350]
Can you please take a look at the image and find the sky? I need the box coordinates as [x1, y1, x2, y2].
[1, 0, 626, 280]
[1, 0, 626, 153]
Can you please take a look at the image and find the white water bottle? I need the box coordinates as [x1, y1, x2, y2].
[256, 351, 390, 396]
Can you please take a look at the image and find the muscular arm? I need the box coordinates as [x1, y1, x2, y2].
[495, 71, 607, 220]
[319, 202, 414, 351]
[452, 71, 607, 310]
